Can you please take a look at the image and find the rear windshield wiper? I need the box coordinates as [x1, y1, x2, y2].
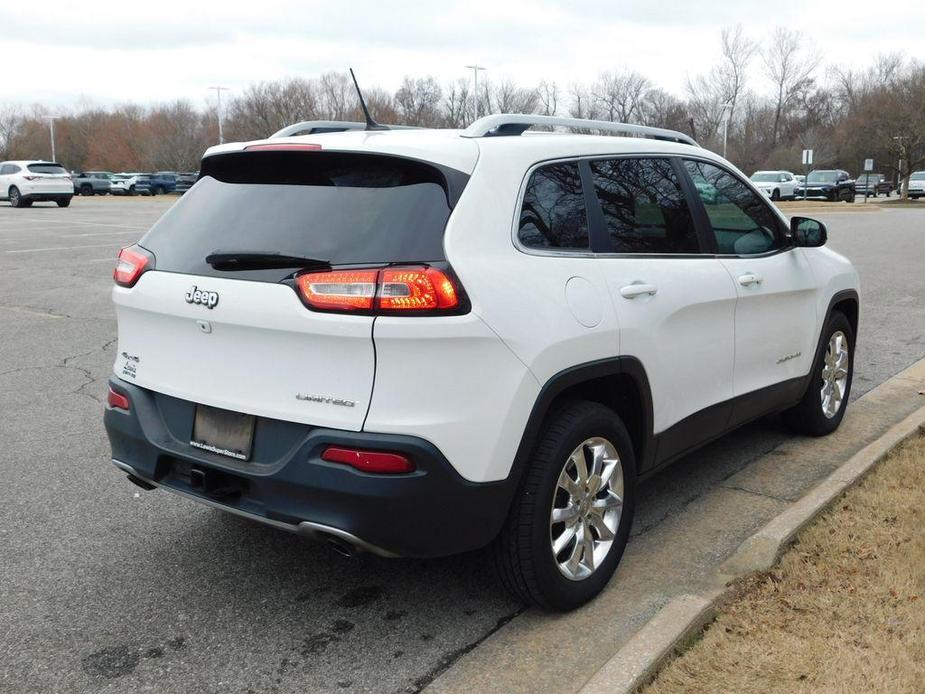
[206, 251, 330, 271]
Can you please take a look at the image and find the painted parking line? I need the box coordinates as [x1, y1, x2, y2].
[0, 230, 144, 243]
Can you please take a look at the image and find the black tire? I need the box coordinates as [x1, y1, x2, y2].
[784, 311, 854, 436]
[153, 185, 165, 196]
[491, 401, 636, 611]
[129, 185, 136, 196]
[9, 186, 23, 208]
[80, 184, 93, 196]
[828, 189, 838, 202]
[56, 196, 72, 208]
[847, 190, 855, 203]
[771, 188, 781, 201]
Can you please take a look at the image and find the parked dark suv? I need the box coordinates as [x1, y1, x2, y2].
[795, 170, 856, 202]
[854, 173, 892, 197]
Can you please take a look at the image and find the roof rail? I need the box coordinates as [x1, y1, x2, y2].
[460, 114, 699, 147]
[270, 120, 421, 138]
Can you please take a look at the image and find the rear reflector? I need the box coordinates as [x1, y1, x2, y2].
[113, 246, 151, 287]
[295, 266, 461, 314]
[321, 446, 415, 474]
[107, 387, 130, 411]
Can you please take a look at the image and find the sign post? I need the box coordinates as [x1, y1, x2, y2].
[802, 149, 813, 200]
[863, 158, 874, 203]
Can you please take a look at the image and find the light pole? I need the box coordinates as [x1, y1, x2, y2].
[893, 135, 905, 196]
[464, 65, 486, 121]
[209, 86, 230, 144]
[44, 116, 58, 161]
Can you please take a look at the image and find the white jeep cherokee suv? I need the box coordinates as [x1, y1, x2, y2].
[105, 115, 859, 610]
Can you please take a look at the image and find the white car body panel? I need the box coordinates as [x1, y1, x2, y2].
[365, 314, 540, 483]
[112, 271, 375, 431]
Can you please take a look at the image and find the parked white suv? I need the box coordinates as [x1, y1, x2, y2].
[0, 160, 74, 207]
[750, 170, 798, 200]
[105, 115, 859, 610]
[908, 171, 925, 199]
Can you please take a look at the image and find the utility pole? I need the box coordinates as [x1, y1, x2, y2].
[464, 65, 486, 121]
[44, 116, 58, 161]
[209, 86, 230, 144]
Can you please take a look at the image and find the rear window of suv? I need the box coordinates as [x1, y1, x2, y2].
[139, 151, 465, 281]
[27, 163, 67, 174]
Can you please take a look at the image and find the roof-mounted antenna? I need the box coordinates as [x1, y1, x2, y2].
[349, 68, 388, 131]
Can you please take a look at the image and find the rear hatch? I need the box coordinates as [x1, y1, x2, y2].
[113, 148, 465, 432]
[26, 162, 72, 192]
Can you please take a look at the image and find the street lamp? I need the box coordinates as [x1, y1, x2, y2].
[209, 86, 230, 144]
[464, 65, 487, 121]
[44, 116, 58, 162]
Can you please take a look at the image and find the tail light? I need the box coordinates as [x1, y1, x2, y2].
[114, 245, 153, 287]
[295, 266, 463, 315]
[321, 446, 415, 474]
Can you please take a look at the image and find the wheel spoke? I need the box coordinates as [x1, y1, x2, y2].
[588, 513, 615, 542]
[599, 457, 620, 488]
[553, 523, 579, 556]
[589, 443, 606, 479]
[581, 525, 595, 571]
[592, 491, 623, 514]
[552, 504, 580, 525]
[557, 471, 581, 499]
[571, 449, 589, 485]
[564, 529, 584, 574]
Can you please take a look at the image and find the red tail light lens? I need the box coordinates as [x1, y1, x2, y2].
[321, 446, 415, 474]
[295, 266, 462, 314]
[107, 387, 130, 411]
[295, 269, 378, 311]
[113, 246, 151, 287]
[379, 267, 459, 311]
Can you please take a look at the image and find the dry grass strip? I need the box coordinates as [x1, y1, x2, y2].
[644, 434, 925, 694]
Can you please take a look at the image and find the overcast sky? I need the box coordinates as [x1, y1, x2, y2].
[2, 1, 923, 111]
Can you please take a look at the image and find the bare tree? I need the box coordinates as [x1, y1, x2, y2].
[0, 105, 23, 159]
[717, 24, 757, 127]
[764, 27, 821, 146]
[442, 78, 471, 127]
[487, 80, 539, 115]
[394, 76, 443, 126]
[591, 71, 651, 122]
[538, 81, 559, 117]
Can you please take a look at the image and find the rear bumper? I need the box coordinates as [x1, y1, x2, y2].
[104, 377, 513, 558]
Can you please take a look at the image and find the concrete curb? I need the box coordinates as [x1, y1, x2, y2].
[579, 402, 925, 694]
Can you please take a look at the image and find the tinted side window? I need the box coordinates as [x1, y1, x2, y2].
[590, 158, 700, 254]
[518, 162, 589, 251]
[0, 165, 9, 175]
[684, 160, 783, 255]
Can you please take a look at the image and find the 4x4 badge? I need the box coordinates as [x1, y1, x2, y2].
[185, 285, 219, 309]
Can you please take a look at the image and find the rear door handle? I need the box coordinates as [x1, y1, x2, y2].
[737, 273, 763, 287]
[619, 283, 658, 299]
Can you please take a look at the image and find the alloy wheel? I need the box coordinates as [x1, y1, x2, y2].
[820, 330, 849, 419]
[549, 437, 624, 581]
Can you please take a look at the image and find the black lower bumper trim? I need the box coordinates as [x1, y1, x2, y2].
[104, 378, 515, 558]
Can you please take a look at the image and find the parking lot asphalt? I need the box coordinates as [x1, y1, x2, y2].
[1, 197, 923, 694]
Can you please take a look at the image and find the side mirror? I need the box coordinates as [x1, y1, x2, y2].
[791, 217, 827, 247]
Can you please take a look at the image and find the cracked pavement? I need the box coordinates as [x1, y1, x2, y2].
[1, 198, 924, 694]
